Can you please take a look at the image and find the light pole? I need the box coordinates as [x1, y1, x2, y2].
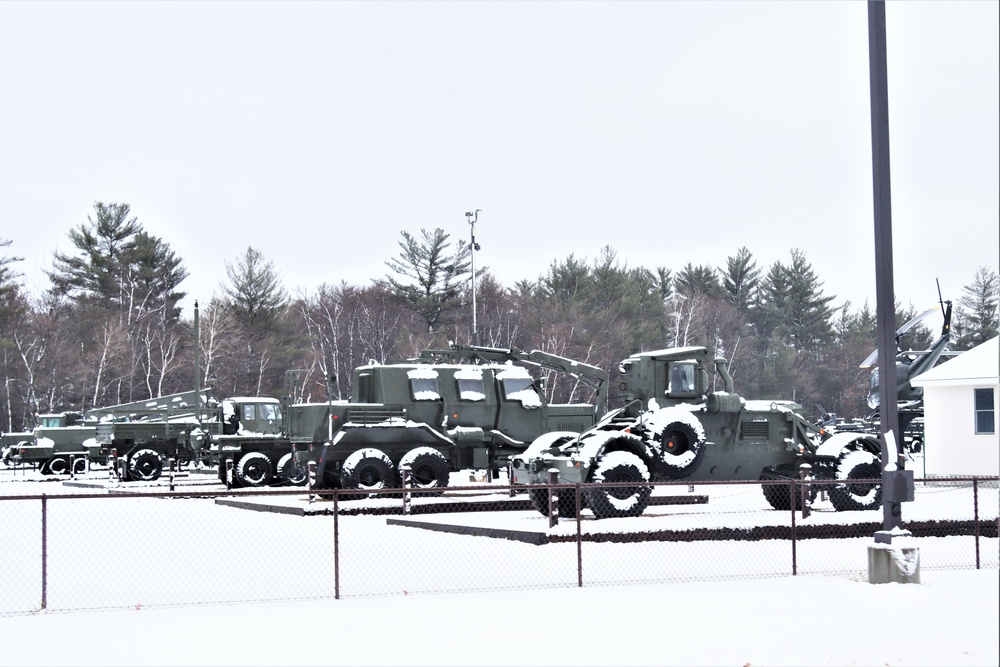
[465, 209, 481, 345]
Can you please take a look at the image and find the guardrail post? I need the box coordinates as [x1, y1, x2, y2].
[548, 469, 559, 528]
[225, 458, 234, 490]
[400, 464, 412, 515]
[117, 456, 128, 482]
[799, 463, 812, 520]
[307, 461, 317, 504]
[169, 458, 176, 493]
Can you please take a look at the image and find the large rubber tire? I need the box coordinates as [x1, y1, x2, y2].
[47, 456, 70, 476]
[645, 412, 707, 480]
[399, 447, 450, 494]
[829, 450, 882, 511]
[129, 449, 163, 481]
[339, 448, 396, 499]
[72, 457, 88, 475]
[2, 447, 13, 467]
[235, 452, 273, 488]
[760, 477, 803, 511]
[277, 453, 307, 486]
[528, 487, 581, 518]
[583, 451, 652, 519]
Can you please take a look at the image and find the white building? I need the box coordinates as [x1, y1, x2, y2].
[910, 336, 999, 477]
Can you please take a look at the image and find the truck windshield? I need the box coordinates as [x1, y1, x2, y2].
[259, 403, 281, 421]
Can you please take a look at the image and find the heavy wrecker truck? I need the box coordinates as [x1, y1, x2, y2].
[283, 344, 610, 496]
[509, 345, 891, 519]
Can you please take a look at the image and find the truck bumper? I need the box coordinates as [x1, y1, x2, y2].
[509, 455, 587, 485]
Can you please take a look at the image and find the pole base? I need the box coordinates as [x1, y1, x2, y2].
[868, 530, 920, 584]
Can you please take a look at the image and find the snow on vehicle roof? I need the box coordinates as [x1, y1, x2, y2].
[454, 367, 484, 380]
[407, 368, 440, 380]
[496, 366, 532, 380]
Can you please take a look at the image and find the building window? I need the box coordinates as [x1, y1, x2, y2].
[974, 387, 995, 435]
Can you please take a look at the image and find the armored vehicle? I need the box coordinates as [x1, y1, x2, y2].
[290, 345, 608, 496]
[510, 345, 886, 518]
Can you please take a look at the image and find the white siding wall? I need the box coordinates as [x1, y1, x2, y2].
[922, 382, 999, 477]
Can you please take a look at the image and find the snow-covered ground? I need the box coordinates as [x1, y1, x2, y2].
[0, 468, 997, 666]
[0, 569, 995, 666]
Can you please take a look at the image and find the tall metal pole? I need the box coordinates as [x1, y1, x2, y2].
[868, 0, 909, 533]
[194, 300, 201, 394]
[465, 209, 481, 345]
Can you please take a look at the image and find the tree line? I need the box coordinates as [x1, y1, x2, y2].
[1, 202, 997, 433]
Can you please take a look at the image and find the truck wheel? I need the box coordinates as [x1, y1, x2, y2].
[645, 411, 707, 479]
[47, 456, 70, 476]
[235, 452, 273, 488]
[829, 450, 882, 511]
[277, 453, 307, 486]
[399, 447, 450, 494]
[583, 451, 652, 519]
[2, 447, 13, 467]
[339, 448, 396, 499]
[759, 475, 803, 511]
[528, 488, 580, 518]
[72, 458, 88, 475]
[129, 449, 163, 481]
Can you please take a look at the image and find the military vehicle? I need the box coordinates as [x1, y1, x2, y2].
[857, 297, 953, 452]
[509, 345, 889, 518]
[94, 392, 284, 482]
[287, 344, 608, 496]
[10, 390, 225, 475]
[1, 429, 32, 467]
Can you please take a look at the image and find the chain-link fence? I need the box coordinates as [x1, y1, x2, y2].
[1, 475, 996, 615]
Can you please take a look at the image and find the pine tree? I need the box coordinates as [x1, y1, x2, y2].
[383, 228, 471, 333]
[954, 266, 999, 350]
[720, 247, 760, 313]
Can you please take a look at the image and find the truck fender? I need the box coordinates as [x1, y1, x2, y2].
[814, 431, 881, 459]
[576, 430, 647, 464]
[520, 431, 581, 459]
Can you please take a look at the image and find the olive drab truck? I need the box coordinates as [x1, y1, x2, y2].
[510, 345, 892, 519]
[287, 344, 609, 496]
[8, 390, 231, 476]
[94, 392, 284, 482]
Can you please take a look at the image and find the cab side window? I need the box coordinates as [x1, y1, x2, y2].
[668, 362, 697, 396]
[242, 404, 256, 421]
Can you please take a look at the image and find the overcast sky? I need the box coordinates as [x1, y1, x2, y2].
[2, 1, 997, 317]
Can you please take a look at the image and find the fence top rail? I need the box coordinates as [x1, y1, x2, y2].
[0, 476, 996, 503]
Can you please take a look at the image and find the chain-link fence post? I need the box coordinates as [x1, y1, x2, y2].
[41, 495, 47, 610]
[790, 479, 798, 576]
[973, 477, 981, 569]
[576, 483, 583, 588]
[334, 489, 340, 600]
